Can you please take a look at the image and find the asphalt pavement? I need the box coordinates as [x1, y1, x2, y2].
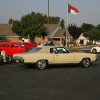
[0, 52, 100, 100]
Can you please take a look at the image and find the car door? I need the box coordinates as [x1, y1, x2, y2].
[1, 43, 10, 56]
[54, 47, 74, 64]
[9, 44, 21, 57]
[97, 46, 100, 52]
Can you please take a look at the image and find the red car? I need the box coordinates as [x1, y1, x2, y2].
[0, 42, 37, 62]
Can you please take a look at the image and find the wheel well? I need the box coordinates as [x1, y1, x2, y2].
[37, 59, 48, 64]
[92, 48, 97, 51]
[80, 57, 91, 63]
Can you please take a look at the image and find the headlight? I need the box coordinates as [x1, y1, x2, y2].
[13, 54, 17, 58]
[13, 56, 22, 60]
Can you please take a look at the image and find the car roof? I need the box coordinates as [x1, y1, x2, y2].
[34, 46, 68, 53]
[0, 40, 9, 42]
[0, 42, 22, 44]
[38, 46, 65, 48]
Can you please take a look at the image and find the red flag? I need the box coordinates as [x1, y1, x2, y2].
[68, 4, 79, 15]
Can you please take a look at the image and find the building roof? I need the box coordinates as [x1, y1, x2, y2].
[44, 24, 60, 36]
[53, 29, 71, 38]
[53, 29, 66, 38]
[0, 24, 66, 38]
[0, 24, 18, 36]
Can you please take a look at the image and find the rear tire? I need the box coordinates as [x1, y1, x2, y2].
[0, 56, 3, 65]
[92, 49, 97, 53]
[36, 60, 47, 70]
[80, 58, 90, 68]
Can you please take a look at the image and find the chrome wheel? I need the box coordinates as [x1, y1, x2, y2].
[81, 58, 90, 68]
[36, 60, 47, 69]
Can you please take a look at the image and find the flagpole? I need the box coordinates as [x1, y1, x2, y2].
[66, 1, 68, 47]
[48, 0, 49, 42]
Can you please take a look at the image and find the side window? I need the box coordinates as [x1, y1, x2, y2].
[11, 44, 19, 48]
[50, 48, 57, 54]
[57, 48, 63, 54]
[56, 47, 70, 54]
[2, 44, 9, 47]
[50, 48, 54, 53]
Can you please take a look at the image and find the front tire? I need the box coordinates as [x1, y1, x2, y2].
[80, 58, 90, 68]
[36, 60, 47, 70]
[6, 55, 12, 64]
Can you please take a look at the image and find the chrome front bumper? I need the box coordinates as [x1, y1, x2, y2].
[13, 57, 24, 64]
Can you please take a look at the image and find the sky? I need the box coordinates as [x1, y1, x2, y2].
[0, 0, 100, 27]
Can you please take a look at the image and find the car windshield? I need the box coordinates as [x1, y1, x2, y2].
[43, 42, 51, 46]
[28, 47, 42, 53]
[54, 43, 60, 46]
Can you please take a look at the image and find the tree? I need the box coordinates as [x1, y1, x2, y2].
[84, 29, 100, 42]
[8, 18, 13, 24]
[68, 24, 82, 40]
[11, 12, 47, 43]
[0, 36, 7, 40]
[0, 36, 4, 40]
[11, 11, 65, 43]
[96, 24, 100, 31]
[42, 15, 61, 24]
[60, 19, 65, 29]
[81, 23, 95, 33]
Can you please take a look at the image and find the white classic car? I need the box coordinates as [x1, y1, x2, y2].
[13, 46, 97, 70]
[91, 45, 100, 53]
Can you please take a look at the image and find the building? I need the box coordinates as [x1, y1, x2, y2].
[0, 24, 71, 45]
[0, 24, 21, 42]
[76, 33, 89, 45]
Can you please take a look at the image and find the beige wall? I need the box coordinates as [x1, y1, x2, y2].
[6, 37, 22, 42]
[53, 38, 61, 45]
[35, 37, 48, 44]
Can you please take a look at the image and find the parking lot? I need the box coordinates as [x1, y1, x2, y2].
[0, 51, 100, 100]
